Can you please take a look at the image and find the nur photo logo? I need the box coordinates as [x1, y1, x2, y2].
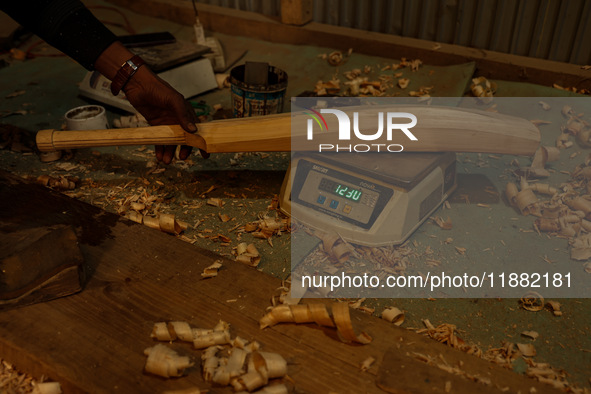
[304, 107, 418, 152]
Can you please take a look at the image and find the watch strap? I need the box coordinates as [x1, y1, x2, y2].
[110, 55, 146, 96]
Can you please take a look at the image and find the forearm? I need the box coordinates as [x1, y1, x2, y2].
[94, 41, 136, 80]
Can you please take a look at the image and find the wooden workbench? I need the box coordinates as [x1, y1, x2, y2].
[0, 171, 560, 393]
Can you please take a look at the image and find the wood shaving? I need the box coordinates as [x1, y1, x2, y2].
[546, 300, 562, 316]
[381, 306, 405, 326]
[417, 320, 479, 354]
[36, 175, 78, 191]
[429, 216, 453, 230]
[327, 51, 344, 66]
[359, 356, 375, 372]
[314, 79, 341, 96]
[517, 343, 536, 357]
[235, 243, 261, 267]
[260, 303, 372, 344]
[470, 76, 496, 103]
[201, 260, 223, 278]
[113, 113, 149, 128]
[0, 359, 53, 393]
[144, 343, 193, 378]
[521, 330, 539, 340]
[531, 119, 552, 126]
[127, 212, 187, 235]
[207, 198, 224, 207]
[5, 90, 26, 99]
[397, 78, 410, 89]
[520, 292, 545, 312]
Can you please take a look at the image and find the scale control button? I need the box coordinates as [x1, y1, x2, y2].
[317, 195, 326, 204]
[329, 200, 339, 209]
[343, 204, 352, 214]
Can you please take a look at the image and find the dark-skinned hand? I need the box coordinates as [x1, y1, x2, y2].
[123, 66, 200, 164]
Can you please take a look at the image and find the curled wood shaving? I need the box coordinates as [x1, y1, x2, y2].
[260, 303, 372, 344]
[397, 78, 410, 89]
[198, 331, 287, 392]
[521, 330, 539, 340]
[515, 189, 539, 215]
[470, 77, 496, 103]
[516, 343, 536, 357]
[520, 292, 545, 312]
[314, 231, 354, 264]
[327, 51, 344, 66]
[202, 260, 223, 278]
[546, 300, 562, 316]
[235, 243, 261, 267]
[127, 212, 187, 235]
[144, 343, 193, 378]
[381, 307, 405, 326]
[36, 175, 78, 190]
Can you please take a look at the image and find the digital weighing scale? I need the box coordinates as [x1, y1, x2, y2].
[279, 152, 457, 247]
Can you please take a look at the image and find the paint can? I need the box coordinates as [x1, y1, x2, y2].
[230, 62, 288, 118]
[65, 105, 109, 131]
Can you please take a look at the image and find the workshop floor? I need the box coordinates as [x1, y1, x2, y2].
[0, 1, 589, 391]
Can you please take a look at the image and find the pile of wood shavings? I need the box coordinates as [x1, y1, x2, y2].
[0, 359, 61, 394]
[293, 227, 420, 297]
[146, 321, 289, 393]
[314, 55, 429, 97]
[415, 320, 588, 393]
[505, 104, 591, 270]
[0, 359, 35, 394]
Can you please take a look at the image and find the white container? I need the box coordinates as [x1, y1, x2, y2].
[65, 105, 108, 131]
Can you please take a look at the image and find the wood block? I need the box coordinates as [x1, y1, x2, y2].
[0, 225, 84, 310]
[280, 0, 313, 26]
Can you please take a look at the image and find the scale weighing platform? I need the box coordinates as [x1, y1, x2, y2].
[280, 151, 457, 247]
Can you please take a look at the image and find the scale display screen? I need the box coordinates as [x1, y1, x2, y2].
[290, 159, 393, 229]
[318, 178, 362, 202]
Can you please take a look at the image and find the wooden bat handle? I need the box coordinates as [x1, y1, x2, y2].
[36, 125, 198, 152]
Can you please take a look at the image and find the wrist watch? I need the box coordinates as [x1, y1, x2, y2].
[110, 55, 146, 96]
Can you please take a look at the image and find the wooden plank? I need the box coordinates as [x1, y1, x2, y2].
[36, 106, 541, 156]
[106, 0, 591, 90]
[0, 171, 560, 393]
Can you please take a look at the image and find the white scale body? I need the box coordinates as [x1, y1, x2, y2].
[280, 152, 457, 246]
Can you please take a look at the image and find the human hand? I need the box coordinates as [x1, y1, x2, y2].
[123, 66, 199, 164]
